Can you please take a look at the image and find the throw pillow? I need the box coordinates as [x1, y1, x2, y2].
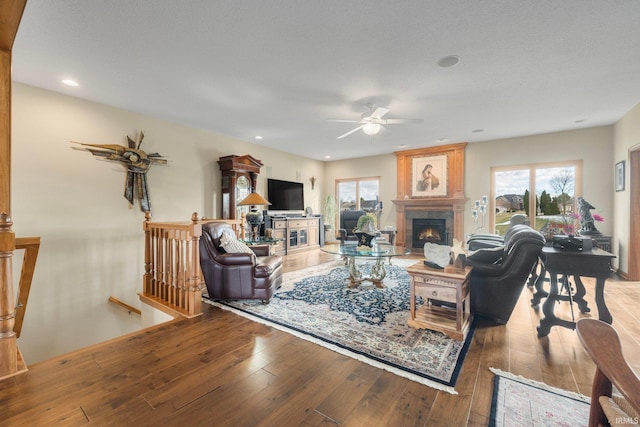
[220, 231, 254, 254]
[467, 246, 504, 264]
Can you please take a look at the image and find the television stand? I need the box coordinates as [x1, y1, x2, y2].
[264, 214, 321, 255]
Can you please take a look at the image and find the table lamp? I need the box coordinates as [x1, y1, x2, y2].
[238, 191, 271, 240]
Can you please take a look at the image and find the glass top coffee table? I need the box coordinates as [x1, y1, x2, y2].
[321, 243, 410, 288]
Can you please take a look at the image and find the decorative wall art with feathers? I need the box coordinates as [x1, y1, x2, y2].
[71, 131, 167, 213]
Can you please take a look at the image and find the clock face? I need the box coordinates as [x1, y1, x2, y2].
[236, 175, 250, 217]
[236, 176, 250, 200]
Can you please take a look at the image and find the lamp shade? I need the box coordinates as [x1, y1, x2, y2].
[238, 192, 271, 206]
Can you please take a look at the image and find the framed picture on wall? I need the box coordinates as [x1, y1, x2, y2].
[615, 160, 625, 191]
[412, 154, 448, 197]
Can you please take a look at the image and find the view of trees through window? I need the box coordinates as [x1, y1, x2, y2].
[493, 162, 580, 236]
[337, 178, 380, 212]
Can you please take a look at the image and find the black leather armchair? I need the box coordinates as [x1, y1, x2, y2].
[467, 225, 545, 324]
[337, 209, 365, 242]
[467, 214, 530, 251]
[200, 222, 283, 302]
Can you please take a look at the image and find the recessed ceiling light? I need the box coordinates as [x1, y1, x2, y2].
[324, 155, 331, 159]
[61, 79, 79, 87]
[437, 55, 460, 68]
[255, 135, 263, 140]
[472, 129, 484, 133]
[397, 144, 409, 148]
[574, 119, 586, 124]
[437, 138, 448, 143]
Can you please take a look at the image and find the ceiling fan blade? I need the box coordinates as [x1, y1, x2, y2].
[370, 107, 390, 119]
[337, 126, 363, 139]
[382, 118, 424, 124]
[327, 119, 359, 123]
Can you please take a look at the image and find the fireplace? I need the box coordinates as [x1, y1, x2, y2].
[412, 218, 447, 247]
[407, 209, 454, 249]
[392, 143, 468, 252]
[392, 197, 466, 252]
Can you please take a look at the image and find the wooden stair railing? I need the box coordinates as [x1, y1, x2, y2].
[13, 237, 41, 338]
[140, 212, 241, 318]
[108, 296, 142, 316]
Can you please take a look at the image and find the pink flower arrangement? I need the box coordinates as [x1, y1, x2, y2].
[563, 212, 604, 235]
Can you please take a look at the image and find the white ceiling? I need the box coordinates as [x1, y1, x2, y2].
[12, 0, 640, 161]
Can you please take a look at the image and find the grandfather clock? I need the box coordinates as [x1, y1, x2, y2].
[218, 154, 264, 219]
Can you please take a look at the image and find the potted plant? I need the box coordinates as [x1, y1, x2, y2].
[356, 213, 377, 232]
[322, 194, 337, 239]
[355, 213, 378, 247]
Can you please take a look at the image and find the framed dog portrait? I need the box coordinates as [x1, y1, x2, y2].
[412, 155, 448, 197]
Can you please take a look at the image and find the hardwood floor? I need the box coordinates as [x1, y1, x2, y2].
[1, 249, 639, 426]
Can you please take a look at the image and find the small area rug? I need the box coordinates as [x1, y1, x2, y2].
[203, 259, 475, 394]
[489, 368, 590, 427]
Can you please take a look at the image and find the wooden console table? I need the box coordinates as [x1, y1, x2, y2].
[406, 262, 472, 340]
[536, 247, 616, 338]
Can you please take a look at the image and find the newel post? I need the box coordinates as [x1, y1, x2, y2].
[188, 217, 203, 316]
[143, 212, 153, 295]
[0, 214, 16, 377]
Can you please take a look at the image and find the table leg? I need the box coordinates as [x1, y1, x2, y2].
[537, 272, 575, 337]
[530, 264, 548, 308]
[369, 257, 387, 288]
[594, 276, 612, 324]
[346, 256, 363, 287]
[527, 258, 540, 287]
[409, 278, 416, 320]
[571, 276, 591, 313]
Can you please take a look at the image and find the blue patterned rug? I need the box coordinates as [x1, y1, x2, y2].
[203, 259, 476, 394]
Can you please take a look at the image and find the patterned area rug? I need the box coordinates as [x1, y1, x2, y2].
[489, 368, 590, 426]
[202, 259, 475, 394]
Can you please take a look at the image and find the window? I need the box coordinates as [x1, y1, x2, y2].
[491, 161, 582, 236]
[336, 177, 380, 212]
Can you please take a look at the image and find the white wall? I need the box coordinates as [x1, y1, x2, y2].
[11, 83, 324, 363]
[613, 102, 640, 274]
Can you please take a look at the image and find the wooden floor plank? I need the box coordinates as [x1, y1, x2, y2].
[314, 362, 384, 423]
[341, 371, 409, 426]
[380, 379, 438, 427]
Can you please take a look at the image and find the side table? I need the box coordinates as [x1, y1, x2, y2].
[240, 238, 281, 255]
[406, 262, 473, 340]
[536, 247, 615, 338]
[377, 229, 397, 245]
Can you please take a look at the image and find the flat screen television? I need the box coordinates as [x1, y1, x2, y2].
[267, 178, 304, 211]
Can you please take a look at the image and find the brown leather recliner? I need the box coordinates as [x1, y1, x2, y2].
[467, 225, 545, 324]
[200, 222, 283, 302]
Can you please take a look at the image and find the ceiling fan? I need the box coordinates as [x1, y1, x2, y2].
[329, 106, 424, 139]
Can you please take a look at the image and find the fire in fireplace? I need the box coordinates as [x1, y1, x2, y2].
[412, 218, 447, 248]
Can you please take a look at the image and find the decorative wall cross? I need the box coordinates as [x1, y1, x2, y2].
[71, 131, 166, 213]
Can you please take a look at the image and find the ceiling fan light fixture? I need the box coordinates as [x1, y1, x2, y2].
[362, 123, 381, 135]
